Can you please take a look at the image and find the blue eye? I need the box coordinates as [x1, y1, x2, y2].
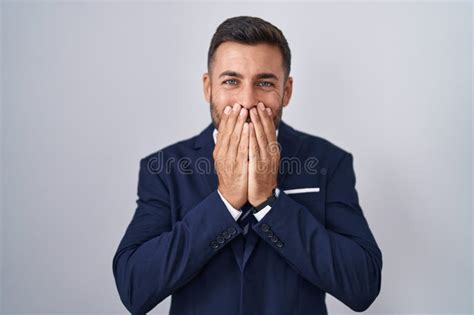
[222, 80, 274, 87]
[223, 79, 237, 85]
[258, 81, 274, 87]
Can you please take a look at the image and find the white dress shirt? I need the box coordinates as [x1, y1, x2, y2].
[213, 127, 280, 222]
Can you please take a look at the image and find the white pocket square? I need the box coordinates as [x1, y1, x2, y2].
[283, 187, 320, 194]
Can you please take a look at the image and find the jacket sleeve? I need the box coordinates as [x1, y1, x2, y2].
[252, 152, 383, 312]
[112, 157, 243, 314]
[217, 188, 243, 221]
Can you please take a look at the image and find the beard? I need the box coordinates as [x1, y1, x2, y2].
[209, 90, 284, 131]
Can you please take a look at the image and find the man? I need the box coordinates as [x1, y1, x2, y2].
[113, 16, 382, 315]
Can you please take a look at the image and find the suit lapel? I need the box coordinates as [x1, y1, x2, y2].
[193, 122, 218, 196]
[275, 120, 304, 188]
[193, 120, 303, 271]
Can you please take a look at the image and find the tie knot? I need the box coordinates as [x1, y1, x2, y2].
[238, 202, 255, 235]
[241, 202, 253, 212]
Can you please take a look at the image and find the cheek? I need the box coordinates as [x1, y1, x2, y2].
[212, 89, 234, 105]
[268, 89, 283, 100]
[259, 91, 283, 109]
[254, 88, 282, 104]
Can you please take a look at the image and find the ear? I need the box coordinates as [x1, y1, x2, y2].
[282, 76, 293, 107]
[202, 72, 211, 103]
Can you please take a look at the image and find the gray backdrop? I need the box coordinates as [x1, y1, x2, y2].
[1, 1, 472, 314]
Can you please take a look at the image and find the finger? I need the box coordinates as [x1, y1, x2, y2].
[215, 105, 231, 152]
[214, 106, 230, 160]
[217, 103, 241, 157]
[228, 107, 248, 160]
[257, 102, 277, 144]
[217, 104, 233, 132]
[250, 107, 269, 159]
[257, 103, 280, 163]
[237, 122, 249, 171]
[249, 122, 260, 162]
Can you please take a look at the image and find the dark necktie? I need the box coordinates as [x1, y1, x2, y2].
[237, 202, 255, 239]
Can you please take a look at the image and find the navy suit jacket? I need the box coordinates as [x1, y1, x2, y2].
[112, 120, 383, 314]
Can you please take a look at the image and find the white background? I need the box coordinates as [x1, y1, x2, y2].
[1, 1, 472, 314]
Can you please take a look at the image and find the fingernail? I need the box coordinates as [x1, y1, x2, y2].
[240, 108, 247, 116]
[224, 106, 231, 114]
[258, 102, 265, 110]
[233, 103, 240, 112]
[266, 108, 272, 116]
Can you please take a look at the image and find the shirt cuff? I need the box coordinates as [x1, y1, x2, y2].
[253, 204, 271, 221]
[253, 187, 280, 221]
[217, 189, 242, 221]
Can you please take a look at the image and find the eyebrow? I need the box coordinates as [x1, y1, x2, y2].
[218, 71, 279, 81]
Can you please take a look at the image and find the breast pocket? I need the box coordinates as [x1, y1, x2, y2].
[283, 187, 326, 225]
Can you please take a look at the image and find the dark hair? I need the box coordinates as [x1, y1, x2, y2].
[207, 16, 291, 81]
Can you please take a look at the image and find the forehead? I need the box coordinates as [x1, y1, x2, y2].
[212, 41, 284, 75]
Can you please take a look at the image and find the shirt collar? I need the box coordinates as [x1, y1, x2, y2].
[213, 127, 279, 144]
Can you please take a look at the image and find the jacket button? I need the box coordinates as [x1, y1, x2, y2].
[265, 230, 274, 237]
[222, 230, 231, 239]
[210, 240, 219, 249]
[276, 241, 284, 248]
[271, 235, 279, 243]
[228, 227, 237, 235]
[216, 236, 225, 244]
[261, 224, 270, 232]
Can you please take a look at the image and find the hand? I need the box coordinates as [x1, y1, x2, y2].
[248, 102, 280, 206]
[213, 103, 250, 209]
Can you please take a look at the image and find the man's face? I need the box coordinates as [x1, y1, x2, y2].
[203, 41, 293, 130]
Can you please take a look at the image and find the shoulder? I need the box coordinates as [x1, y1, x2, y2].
[284, 122, 355, 178]
[289, 123, 351, 160]
[141, 132, 199, 165]
[136, 130, 203, 185]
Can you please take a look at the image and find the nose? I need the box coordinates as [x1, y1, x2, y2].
[238, 83, 259, 110]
